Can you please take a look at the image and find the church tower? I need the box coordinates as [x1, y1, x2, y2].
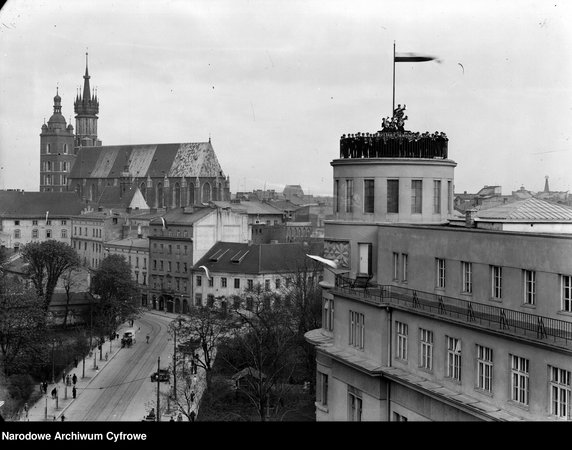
[74, 52, 101, 149]
[39, 88, 75, 192]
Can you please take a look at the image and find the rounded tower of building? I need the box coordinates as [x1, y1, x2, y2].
[39, 88, 76, 192]
[74, 52, 101, 149]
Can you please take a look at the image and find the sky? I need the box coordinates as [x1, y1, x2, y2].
[1, 0, 571, 197]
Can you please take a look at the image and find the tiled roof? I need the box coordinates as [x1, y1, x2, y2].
[210, 200, 283, 216]
[0, 191, 85, 218]
[149, 206, 214, 226]
[193, 241, 324, 275]
[69, 142, 225, 179]
[476, 198, 572, 221]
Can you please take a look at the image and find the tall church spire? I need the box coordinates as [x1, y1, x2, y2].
[82, 52, 91, 101]
[74, 52, 101, 148]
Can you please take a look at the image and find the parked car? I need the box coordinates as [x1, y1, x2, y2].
[151, 369, 170, 382]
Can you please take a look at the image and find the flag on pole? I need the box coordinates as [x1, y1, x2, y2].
[395, 52, 441, 63]
[199, 265, 211, 280]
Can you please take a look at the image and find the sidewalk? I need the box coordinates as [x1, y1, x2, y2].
[21, 321, 135, 422]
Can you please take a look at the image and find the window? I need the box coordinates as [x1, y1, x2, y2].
[392, 252, 399, 280]
[153, 260, 157, 270]
[446, 336, 461, 381]
[33, 220, 38, 226]
[448, 180, 453, 214]
[46, 230, 52, 238]
[196, 275, 202, 286]
[550, 366, 571, 419]
[195, 294, 202, 307]
[411, 180, 422, 214]
[275, 278, 281, 289]
[14, 220, 20, 226]
[491, 266, 502, 299]
[436, 258, 446, 289]
[476, 344, 493, 393]
[61, 229, 67, 238]
[510, 355, 529, 406]
[462, 261, 472, 294]
[334, 180, 340, 213]
[323, 298, 334, 332]
[395, 322, 408, 361]
[160, 260, 164, 271]
[246, 297, 253, 310]
[317, 372, 328, 407]
[32, 229, 38, 239]
[401, 253, 408, 282]
[208, 277, 214, 288]
[265, 279, 270, 290]
[562, 275, 572, 312]
[61, 220, 67, 225]
[433, 180, 441, 214]
[364, 179, 374, 213]
[46, 143, 51, 154]
[419, 328, 433, 371]
[347, 387, 362, 421]
[346, 179, 353, 213]
[349, 310, 365, 349]
[358, 243, 372, 275]
[234, 278, 240, 289]
[523, 270, 536, 305]
[14, 229, 20, 239]
[207, 294, 215, 307]
[63, 144, 68, 155]
[183, 263, 187, 273]
[387, 179, 399, 213]
[221, 277, 227, 288]
[247, 279, 253, 289]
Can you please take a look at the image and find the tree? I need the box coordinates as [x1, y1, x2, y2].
[20, 241, 80, 311]
[60, 267, 81, 328]
[90, 254, 140, 339]
[171, 308, 231, 390]
[223, 286, 300, 421]
[0, 277, 48, 376]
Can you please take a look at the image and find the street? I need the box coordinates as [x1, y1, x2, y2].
[54, 311, 174, 422]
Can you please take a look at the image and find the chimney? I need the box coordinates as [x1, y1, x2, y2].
[465, 208, 478, 228]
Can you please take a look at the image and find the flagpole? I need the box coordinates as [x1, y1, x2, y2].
[392, 41, 396, 116]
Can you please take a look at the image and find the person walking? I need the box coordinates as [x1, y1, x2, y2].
[66, 374, 71, 386]
[72, 386, 77, 399]
[72, 373, 77, 385]
[146, 335, 149, 344]
[23, 403, 28, 419]
[51, 387, 57, 399]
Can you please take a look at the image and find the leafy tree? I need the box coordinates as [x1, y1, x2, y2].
[60, 267, 81, 328]
[90, 254, 140, 339]
[20, 241, 80, 311]
[0, 277, 48, 376]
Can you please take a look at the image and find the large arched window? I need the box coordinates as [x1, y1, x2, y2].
[202, 182, 211, 202]
[90, 184, 98, 202]
[174, 182, 181, 207]
[188, 183, 194, 205]
[157, 182, 163, 208]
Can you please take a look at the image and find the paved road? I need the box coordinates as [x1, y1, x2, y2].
[62, 311, 174, 421]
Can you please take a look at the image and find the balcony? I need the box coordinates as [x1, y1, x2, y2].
[339, 131, 448, 160]
[333, 275, 572, 351]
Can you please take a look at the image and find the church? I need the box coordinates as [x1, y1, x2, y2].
[39, 54, 231, 209]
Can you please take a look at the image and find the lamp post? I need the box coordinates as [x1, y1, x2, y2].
[51, 339, 56, 384]
[156, 356, 161, 422]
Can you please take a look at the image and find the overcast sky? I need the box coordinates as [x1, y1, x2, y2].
[1, 0, 571, 197]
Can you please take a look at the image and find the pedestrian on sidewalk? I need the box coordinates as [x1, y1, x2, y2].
[66, 374, 71, 386]
[61, 415, 65, 422]
[42, 381, 48, 394]
[51, 387, 57, 399]
[23, 403, 28, 419]
[72, 373, 77, 385]
[72, 386, 77, 399]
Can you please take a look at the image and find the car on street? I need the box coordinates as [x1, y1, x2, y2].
[150, 369, 170, 382]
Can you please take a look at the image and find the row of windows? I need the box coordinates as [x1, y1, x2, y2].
[152, 276, 187, 292]
[14, 229, 66, 239]
[73, 240, 103, 254]
[13, 220, 66, 226]
[42, 174, 67, 186]
[334, 179, 454, 215]
[42, 161, 69, 172]
[195, 276, 289, 290]
[44, 143, 69, 154]
[152, 243, 188, 255]
[394, 321, 571, 417]
[153, 260, 188, 273]
[74, 227, 102, 238]
[152, 229, 190, 238]
[391, 254, 572, 311]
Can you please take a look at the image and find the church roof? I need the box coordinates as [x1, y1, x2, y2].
[210, 200, 284, 216]
[69, 142, 225, 180]
[475, 197, 572, 222]
[0, 191, 85, 218]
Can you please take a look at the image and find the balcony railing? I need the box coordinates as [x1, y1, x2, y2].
[339, 131, 448, 160]
[334, 275, 572, 348]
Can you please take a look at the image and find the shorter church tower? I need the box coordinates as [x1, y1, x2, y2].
[39, 88, 75, 192]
